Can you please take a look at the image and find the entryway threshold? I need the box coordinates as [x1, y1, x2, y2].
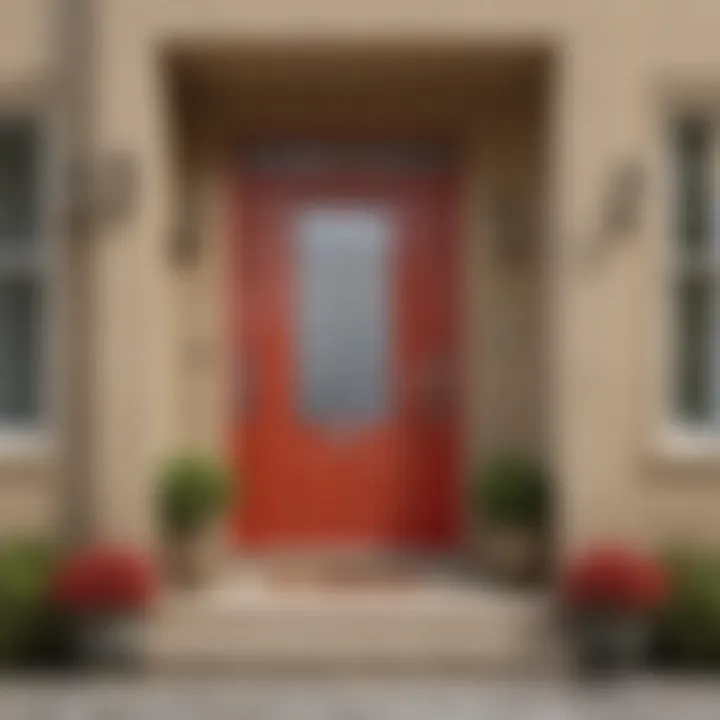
[145, 571, 554, 674]
[165, 569, 547, 608]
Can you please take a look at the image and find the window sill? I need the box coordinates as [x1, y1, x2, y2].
[647, 430, 720, 476]
[0, 430, 53, 464]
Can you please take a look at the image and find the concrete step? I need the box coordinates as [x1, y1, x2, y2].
[144, 582, 557, 674]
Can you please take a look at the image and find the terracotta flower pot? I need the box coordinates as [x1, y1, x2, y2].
[163, 521, 227, 588]
[476, 523, 546, 583]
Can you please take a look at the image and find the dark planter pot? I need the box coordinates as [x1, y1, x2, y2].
[569, 612, 650, 678]
[71, 614, 142, 671]
[474, 524, 547, 585]
[163, 522, 226, 589]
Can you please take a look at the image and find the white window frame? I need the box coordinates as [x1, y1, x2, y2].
[666, 110, 720, 447]
[0, 95, 54, 454]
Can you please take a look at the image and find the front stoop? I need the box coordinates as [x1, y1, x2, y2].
[143, 580, 559, 674]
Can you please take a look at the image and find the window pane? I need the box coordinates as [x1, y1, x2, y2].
[675, 118, 712, 255]
[675, 277, 714, 423]
[0, 121, 38, 248]
[296, 207, 391, 425]
[0, 278, 41, 422]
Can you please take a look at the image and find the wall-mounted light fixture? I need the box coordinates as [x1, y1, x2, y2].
[67, 151, 138, 234]
[491, 190, 530, 262]
[580, 161, 647, 268]
[69, 152, 138, 231]
[601, 161, 645, 237]
[169, 193, 202, 266]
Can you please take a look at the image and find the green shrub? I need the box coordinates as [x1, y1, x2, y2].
[653, 550, 720, 668]
[0, 537, 66, 667]
[471, 455, 549, 528]
[158, 454, 232, 535]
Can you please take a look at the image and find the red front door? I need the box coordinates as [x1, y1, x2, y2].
[231, 149, 461, 551]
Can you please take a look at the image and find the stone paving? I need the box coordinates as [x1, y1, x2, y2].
[0, 678, 720, 719]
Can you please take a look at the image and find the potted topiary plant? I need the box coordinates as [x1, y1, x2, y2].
[471, 455, 549, 583]
[652, 550, 720, 669]
[158, 453, 232, 587]
[49, 545, 156, 670]
[0, 537, 65, 669]
[561, 545, 670, 677]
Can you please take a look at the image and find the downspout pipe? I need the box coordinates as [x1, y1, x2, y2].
[55, 0, 95, 546]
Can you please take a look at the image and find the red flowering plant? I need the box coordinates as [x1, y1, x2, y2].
[49, 546, 157, 617]
[561, 545, 671, 617]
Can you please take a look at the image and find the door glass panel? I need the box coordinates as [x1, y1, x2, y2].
[296, 206, 392, 425]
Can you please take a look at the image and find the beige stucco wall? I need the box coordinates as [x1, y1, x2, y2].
[0, 0, 48, 86]
[5, 0, 720, 553]
[553, 1, 720, 551]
